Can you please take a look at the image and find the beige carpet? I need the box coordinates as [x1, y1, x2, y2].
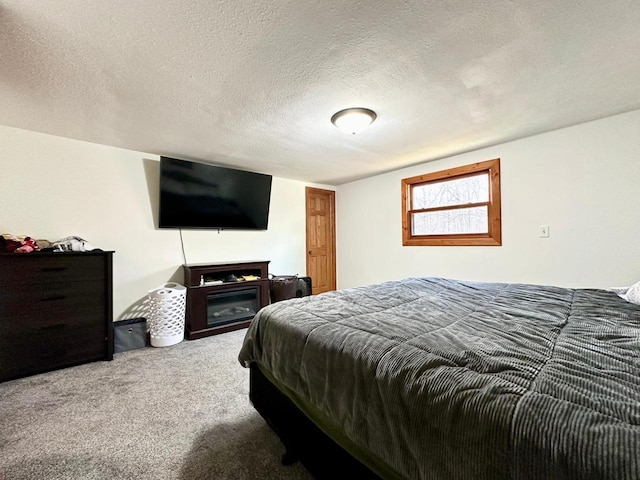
[0, 329, 312, 480]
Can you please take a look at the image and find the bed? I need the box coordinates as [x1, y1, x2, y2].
[238, 277, 640, 479]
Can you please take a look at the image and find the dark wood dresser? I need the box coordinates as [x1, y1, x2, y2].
[0, 251, 114, 382]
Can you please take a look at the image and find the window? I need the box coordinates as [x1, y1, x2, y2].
[401, 158, 501, 246]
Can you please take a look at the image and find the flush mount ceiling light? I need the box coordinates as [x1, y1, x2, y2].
[331, 108, 377, 135]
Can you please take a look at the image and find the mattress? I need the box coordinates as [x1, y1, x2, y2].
[239, 277, 640, 479]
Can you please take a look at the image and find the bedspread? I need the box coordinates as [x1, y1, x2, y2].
[239, 277, 640, 479]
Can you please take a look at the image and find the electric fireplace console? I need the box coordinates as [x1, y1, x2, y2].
[183, 260, 270, 339]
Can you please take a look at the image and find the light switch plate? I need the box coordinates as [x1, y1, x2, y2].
[539, 225, 550, 238]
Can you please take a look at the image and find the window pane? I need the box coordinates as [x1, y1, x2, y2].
[412, 206, 488, 235]
[412, 173, 488, 210]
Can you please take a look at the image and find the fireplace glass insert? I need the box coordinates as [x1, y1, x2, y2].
[207, 287, 259, 328]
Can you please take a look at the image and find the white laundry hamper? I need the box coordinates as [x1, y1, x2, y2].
[147, 282, 186, 347]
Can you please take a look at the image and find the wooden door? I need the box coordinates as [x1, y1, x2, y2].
[305, 187, 336, 294]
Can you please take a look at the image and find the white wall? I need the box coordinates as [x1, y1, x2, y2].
[336, 109, 640, 290]
[4, 109, 639, 318]
[0, 125, 326, 319]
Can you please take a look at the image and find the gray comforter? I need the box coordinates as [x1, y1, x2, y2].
[239, 277, 640, 480]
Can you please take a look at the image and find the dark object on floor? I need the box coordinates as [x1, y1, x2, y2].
[250, 364, 381, 479]
[269, 274, 298, 303]
[114, 318, 148, 353]
[296, 277, 312, 298]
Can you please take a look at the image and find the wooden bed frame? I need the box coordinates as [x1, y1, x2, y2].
[249, 364, 382, 479]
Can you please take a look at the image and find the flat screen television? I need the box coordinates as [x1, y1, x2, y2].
[159, 156, 272, 230]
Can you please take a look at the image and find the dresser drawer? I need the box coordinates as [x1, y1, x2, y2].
[0, 324, 107, 381]
[0, 280, 106, 325]
[0, 312, 106, 338]
[0, 254, 105, 286]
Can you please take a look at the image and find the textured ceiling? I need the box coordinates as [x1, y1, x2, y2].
[1, 1, 639, 185]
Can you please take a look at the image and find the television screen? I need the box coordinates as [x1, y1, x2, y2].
[159, 157, 272, 230]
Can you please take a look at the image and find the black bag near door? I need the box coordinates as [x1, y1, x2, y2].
[269, 275, 298, 303]
[269, 275, 313, 302]
[296, 277, 312, 297]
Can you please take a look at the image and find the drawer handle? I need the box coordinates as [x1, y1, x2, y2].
[40, 294, 67, 302]
[41, 266, 69, 272]
[40, 324, 67, 331]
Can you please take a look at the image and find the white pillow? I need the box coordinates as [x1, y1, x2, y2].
[610, 286, 629, 296]
[626, 281, 640, 305]
[612, 282, 640, 305]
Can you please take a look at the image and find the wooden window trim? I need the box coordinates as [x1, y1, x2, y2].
[401, 158, 502, 246]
